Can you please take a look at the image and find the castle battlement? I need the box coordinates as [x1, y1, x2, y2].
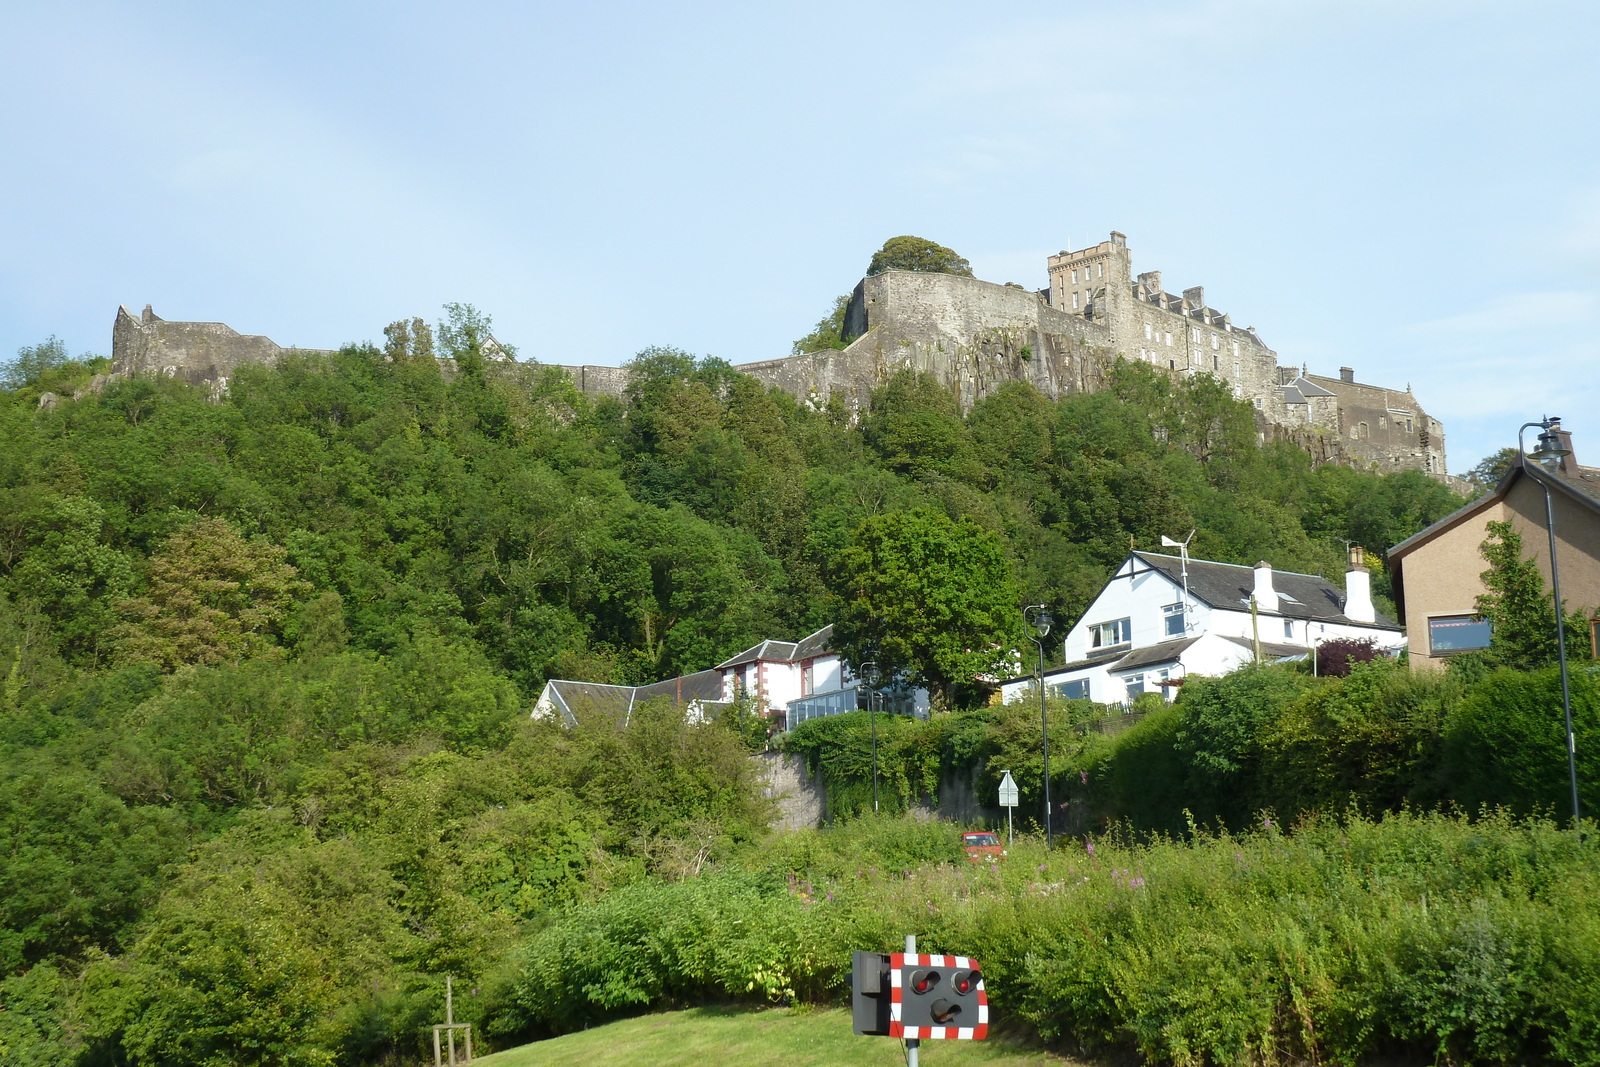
[104, 230, 1449, 481]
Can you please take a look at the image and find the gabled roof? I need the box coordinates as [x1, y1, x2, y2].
[1129, 552, 1402, 630]
[1388, 461, 1600, 561]
[716, 625, 834, 669]
[539, 668, 728, 727]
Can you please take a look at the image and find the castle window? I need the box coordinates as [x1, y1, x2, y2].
[1098, 263, 1104, 277]
[1144, 322, 1153, 340]
[1233, 360, 1241, 379]
[1358, 422, 1369, 438]
[1211, 334, 1220, 350]
[1072, 292, 1080, 309]
[1191, 327, 1201, 344]
[1232, 341, 1240, 359]
[1169, 359, 1176, 370]
[1379, 416, 1386, 429]
[1071, 269, 1078, 284]
[1165, 332, 1172, 346]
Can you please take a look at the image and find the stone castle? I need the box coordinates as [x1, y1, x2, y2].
[107, 230, 1451, 481]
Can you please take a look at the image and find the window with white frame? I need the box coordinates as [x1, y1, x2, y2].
[1283, 619, 1294, 640]
[1072, 292, 1079, 309]
[1165, 332, 1172, 346]
[1052, 678, 1091, 701]
[1071, 268, 1078, 284]
[1163, 602, 1186, 636]
[1124, 672, 1144, 696]
[1144, 322, 1153, 340]
[1090, 618, 1133, 649]
[1211, 333, 1220, 350]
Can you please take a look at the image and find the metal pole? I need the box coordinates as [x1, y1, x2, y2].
[905, 933, 919, 1067]
[871, 686, 880, 813]
[1540, 472, 1580, 826]
[1038, 635, 1052, 850]
[1521, 422, 1582, 829]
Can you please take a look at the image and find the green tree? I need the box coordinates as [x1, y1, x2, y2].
[865, 236, 973, 278]
[791, 294, 852, 355]
[1475, 519, 1588, 671]
[830, 507, 1021, 709]
[1, 337, 69, 389]
[114, 518, 309, 670]
[439, 302, 510, 378]
[1466, 447, 1520, 491]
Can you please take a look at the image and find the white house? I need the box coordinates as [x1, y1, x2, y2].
[715, 624, 930, 729]
[535, 624, 929, 730]
[999, 548, 1406, 706]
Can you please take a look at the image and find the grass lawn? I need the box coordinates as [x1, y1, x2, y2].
[471, 1006, 1083, 1066]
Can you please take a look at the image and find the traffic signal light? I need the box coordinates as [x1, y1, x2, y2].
[890, 953, 987, 1039]
[850, 951, 892, 1035]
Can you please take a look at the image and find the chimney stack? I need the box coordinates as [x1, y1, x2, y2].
[1344, 545, 1375, 624]
[1253, 561, 1279, 613]
[1183, 286, 1205, 308]
[1552, 422, 1576, 475]
[1339, 367, 1354, 384]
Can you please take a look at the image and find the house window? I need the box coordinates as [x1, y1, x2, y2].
[1090, 618, 1133, 648]
[1283, 619, 1294, 640]
[1163, 603, 1186, 636]
[1124, 673, 1144, 695]
[1052, 678, 1091, 700]
[1429, 615, 1492, 655]
[801, 661, 814, 697]
[1145, 322, 1153, 340]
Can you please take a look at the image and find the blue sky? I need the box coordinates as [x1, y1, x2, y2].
[3, 0, 1597, 475]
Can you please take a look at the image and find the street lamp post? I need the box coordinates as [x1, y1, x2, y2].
[862, 661, 881, 813]
[1023, 605, 1054, 849]
[1518, 416, 1580, 828]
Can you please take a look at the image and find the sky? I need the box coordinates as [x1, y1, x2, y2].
[2, 0, 1597, 476]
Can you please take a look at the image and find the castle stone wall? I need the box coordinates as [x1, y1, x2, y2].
[112, 304, 328, 396]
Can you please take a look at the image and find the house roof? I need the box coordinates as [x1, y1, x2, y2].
[1111, 636, 1203, 671]
[1388, 461, 1600, 561]
[539, 668, 728, 726]
[1218, 635, 1312, 661]
[1129, 552, 1402, 630]
[716, 625, 834, 669]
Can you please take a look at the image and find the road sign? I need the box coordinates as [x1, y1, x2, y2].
[997, 770, 1018, 807]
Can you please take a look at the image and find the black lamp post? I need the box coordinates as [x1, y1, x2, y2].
[1023, 605, 1054, 848]
[862, 660, 881, 813]
[1518, 416, 1580, 828]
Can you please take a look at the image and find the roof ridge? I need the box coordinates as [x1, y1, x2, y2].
[1134, 551, 1338, 582]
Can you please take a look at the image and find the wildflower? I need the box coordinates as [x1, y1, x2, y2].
[1080, 770, 1088, 785]
[1131, 876, 1146, 889]
[1085, 839, 1096, 857]
[826, 891, 834, 902]
[1262, 816, 1273, 831]
[1038, 864, 1047, 873]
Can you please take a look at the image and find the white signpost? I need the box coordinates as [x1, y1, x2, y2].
[997, 770, 1018, 848]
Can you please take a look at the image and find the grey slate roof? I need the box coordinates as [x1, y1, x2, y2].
[541, 668, 728, 726]
[1111, 636, 1203, 672]
[1218, 635, 1313, 660]
[716, 625, 834, 669]
[1130, 551, 1402, 630]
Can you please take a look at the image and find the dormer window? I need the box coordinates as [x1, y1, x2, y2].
[1090, 618, 1132, 649]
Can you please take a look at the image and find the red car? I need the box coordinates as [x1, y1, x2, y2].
[962, 831, 1007, 863]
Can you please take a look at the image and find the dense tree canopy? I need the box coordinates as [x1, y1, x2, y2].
[865, 235, 973, 277]
[0, 319, 1472, 1063]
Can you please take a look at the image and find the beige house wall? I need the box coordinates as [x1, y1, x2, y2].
[1400, 475, 1600, 670]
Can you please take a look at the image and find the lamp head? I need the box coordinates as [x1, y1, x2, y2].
[861, 661, 881, 687]
[1033, 610, 1053, 639]
[1531, 416, 1572, 471]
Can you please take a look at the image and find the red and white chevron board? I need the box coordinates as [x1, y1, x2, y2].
[886, 953, 989, 1040]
